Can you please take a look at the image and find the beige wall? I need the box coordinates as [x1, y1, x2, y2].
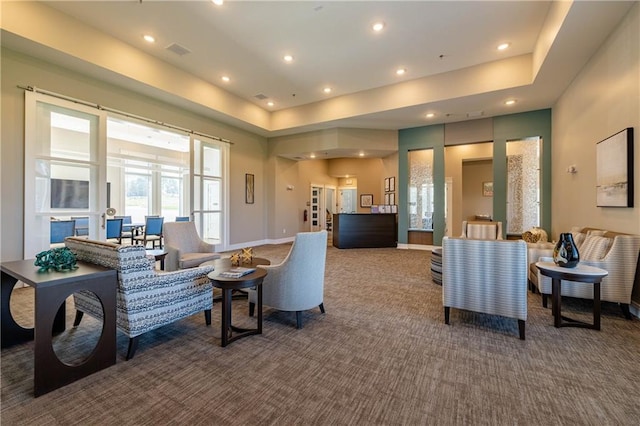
[462, 159, 493, 222]
[444, 142, 493, 236]
[0, 48, 268, 260]
[551, 3, 639, 236]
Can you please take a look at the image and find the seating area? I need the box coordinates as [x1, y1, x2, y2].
[163, 221, 221, 271]
[528, 227, 640, 319]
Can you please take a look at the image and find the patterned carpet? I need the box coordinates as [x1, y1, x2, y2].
[2, 243, 640, 425]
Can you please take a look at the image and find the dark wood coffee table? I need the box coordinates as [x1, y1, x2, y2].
[206, 258, 270, 347]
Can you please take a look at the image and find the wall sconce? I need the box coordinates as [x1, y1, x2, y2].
[286, 185, 294, 191]
[566, 165, 577, 174]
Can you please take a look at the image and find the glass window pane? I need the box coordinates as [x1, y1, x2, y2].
[203, 179, 220, 211]
[203, 145, 221, 177]
[202, 212, 221, 241]
[161, 175, 181, 221]
[506, 138, 541, 234]
[125, 174, 151, 223]
[408, 149, 434, 230]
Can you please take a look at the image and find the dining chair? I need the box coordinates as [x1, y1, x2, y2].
[115, 215, 134, 244]
[106, 218, 123, 243]
[133, 216, 164, 249]
[50, 220, 76, 245]
[71, 216, 89, 236]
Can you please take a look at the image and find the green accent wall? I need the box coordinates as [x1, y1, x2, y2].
[398, 109, 551, 246]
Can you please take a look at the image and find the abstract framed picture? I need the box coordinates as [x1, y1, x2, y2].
[245, 173, 255, 204]
[596, 128, 634, 207]
[360, 194, 373, 207]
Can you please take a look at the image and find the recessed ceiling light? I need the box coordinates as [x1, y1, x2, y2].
[267, 101, 275, 107]
[283, 55, 294, 63]
[310, 153, 316, 159]
[505, 99, 516, 105]
[396, 68, 406, 76]
[425, 113, 435, 118]
[212, 0, 223, 5]
[372, 22, 385, 32]
[221, 76, 230, 83]
[323, 87, 332, 94]
[359, 152, 365, 157]
[143, 34, 155, 43]
[497, 43, 510, 51]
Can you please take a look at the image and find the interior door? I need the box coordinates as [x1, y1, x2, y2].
[24, 91, 107, 258]
[309, 185, 323, 232]
[190, 136, 229, 250]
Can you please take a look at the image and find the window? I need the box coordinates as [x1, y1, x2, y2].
[408, 149, 434, 230]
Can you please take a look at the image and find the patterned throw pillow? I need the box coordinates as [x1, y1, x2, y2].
[580, 235, 613, 260]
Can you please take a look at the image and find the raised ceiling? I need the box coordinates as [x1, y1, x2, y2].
[1, 1, 634, 142]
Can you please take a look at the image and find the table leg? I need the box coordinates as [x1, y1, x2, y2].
[257, 283, 262, 335]
[552, 278, 561, 328]
[1, 272, 34, 347]
[593, 282, 601, 331]
[221, 288, 232, 347]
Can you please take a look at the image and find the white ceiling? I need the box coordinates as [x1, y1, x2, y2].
[2, 1, 634, 144]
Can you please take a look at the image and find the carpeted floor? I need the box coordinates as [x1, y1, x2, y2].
[2, 243, 640, 425]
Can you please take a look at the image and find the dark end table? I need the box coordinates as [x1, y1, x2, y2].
[206, 258, 269, 347]
[1, 260, 117, 396]
[535, 261, 608, 330]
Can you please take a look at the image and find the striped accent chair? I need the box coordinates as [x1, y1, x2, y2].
[65, 237, 215, 359]
[443, 237, 528, 339]
[460, 221, 503, 240]
[530, 228, 640, 319]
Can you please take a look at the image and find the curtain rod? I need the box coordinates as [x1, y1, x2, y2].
[18, 85, 232, 144]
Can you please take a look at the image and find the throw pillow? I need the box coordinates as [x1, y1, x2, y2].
[571, 232, 587, 249]
[580, 235, 613, 260]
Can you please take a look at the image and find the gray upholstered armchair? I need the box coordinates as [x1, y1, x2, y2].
[460, 221, 503, 239]
[442, 237, 528, 339]
[248, 230, 328, 329]
[163, 221, 221, 271]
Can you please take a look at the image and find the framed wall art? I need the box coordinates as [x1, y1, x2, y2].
[482, 181, 493, 197]
[360, 194, 373, 207]
[245, 173, 254, 204]
[597, 127, 634, 207]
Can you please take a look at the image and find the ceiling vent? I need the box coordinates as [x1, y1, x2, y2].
[254, 93, 268, 100]
[466, 110, 484, 118]
[165, 43, 191, 56]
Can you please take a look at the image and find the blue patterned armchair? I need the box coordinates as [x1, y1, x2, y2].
[65, 237, 214, 359]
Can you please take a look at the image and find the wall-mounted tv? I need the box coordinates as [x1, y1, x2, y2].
[51, 178, 89, 209]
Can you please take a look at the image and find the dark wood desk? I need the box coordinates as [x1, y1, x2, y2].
[332, 213, 397, 248]
[536, 262, 608, 330]
[206, 258, 269, 347]
[1, 260, 117, 397]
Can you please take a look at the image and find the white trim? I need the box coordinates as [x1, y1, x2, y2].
[397, 243, 435, 251]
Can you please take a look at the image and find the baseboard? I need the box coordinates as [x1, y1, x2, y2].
[224, 236, 295, 252]
[398, 243, 435, 251]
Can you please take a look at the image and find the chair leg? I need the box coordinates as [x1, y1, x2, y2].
[444, 306, 450, 324]
[73, 311, 84, 327]
[620, 303, 632, 320]
[319, 303, 325, 314]
[204, 309, 211, 325]
[249, 302, 255, 317]
[126, 337, 139, 360]
[542, 294, 548, 308]
[518, 320, 525, 340]
[296, 311, 302, 329]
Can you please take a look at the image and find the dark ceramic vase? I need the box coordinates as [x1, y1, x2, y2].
[553, 233, 580, 268]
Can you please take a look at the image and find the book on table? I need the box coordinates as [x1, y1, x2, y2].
[218, 267, 256, 278]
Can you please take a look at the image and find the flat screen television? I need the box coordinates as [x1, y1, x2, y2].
[50, 178, 90, 209]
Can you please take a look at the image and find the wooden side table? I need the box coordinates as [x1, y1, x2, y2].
[535, 262, 608, 330]
[1, 260, 117, 397]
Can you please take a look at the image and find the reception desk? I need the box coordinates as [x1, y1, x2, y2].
[332, 213, 397, 249]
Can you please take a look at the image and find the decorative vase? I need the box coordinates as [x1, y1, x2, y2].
[553, 233, 579, 268]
